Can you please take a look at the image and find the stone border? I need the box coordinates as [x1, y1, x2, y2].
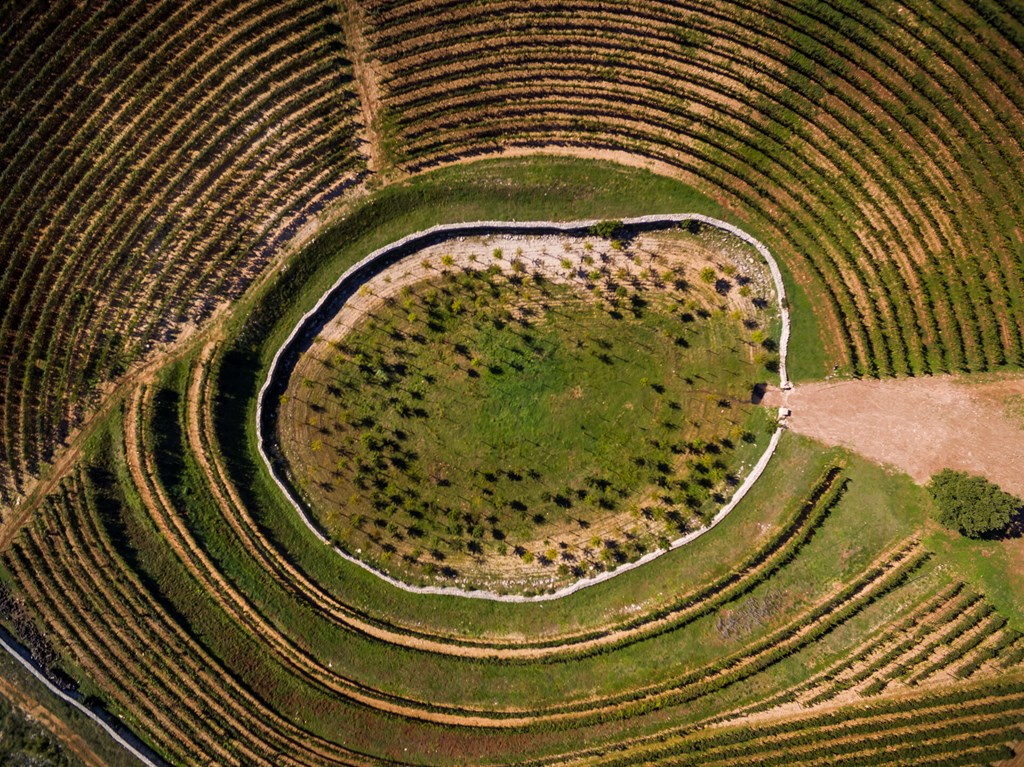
[256, 215, 791, 601]
[0, 626, 166, 767]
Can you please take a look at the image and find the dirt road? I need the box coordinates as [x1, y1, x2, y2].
[0, 674, 107, 767]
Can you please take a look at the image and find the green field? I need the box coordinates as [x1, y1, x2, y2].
[278, 226, 777, 591]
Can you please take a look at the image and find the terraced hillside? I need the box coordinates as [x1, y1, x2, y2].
[0, 0, 364, 502]
[0, 1, 1023, 766]
[366, 0, 1024, 380]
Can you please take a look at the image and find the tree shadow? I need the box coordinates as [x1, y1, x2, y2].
[751, 382, 767, 404]
[970, 503, 1024, 541]
[997, 507, 1024, 540]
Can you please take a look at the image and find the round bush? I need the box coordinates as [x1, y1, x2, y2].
[927, 469, 1021, 539]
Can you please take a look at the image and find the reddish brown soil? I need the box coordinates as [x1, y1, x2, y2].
[764, 374, 1024, 497]
[998, 741, 1024, 767]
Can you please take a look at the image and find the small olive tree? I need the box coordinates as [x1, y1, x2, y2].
[589, 220, 623, 239]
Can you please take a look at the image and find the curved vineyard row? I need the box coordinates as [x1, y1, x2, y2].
[364, 0, 1024, 383]
[529, 678, 1024, 766]
[1, 470, 373, 765]
[0, 0, 365, 501]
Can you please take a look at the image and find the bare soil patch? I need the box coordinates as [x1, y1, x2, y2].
[998, 741, 1024, 767]
[339, 0, 385, 172]
[764, 374, 1024, 497]
[765, 372, 1024, 615]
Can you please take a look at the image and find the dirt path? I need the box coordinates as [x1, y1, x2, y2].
[765, 373, 1024, 595]
[764, 374, 1024, 497]
[338, 0, 384, 173]
[0, 357, 166, 555]
[999, 741, 1024, 766]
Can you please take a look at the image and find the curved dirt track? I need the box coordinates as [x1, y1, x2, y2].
[765, 375, 1024, 497]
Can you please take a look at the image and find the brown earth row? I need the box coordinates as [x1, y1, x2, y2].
[12, 470, 372, 766]
[786, 580, 967, 707]
[5, 532, 213, 763]
[905, 613, 1007, 687]
[884, 597, 993, 682]
[548, 677, 1024, 767]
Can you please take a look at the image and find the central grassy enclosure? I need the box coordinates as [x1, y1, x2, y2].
[277, 224, 778, 592]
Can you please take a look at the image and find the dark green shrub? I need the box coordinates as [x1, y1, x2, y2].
[588, 219, 623, 238]
[927, 469, 1020, 538]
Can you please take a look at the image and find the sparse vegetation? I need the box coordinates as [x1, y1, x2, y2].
[279, 229, 773, 589]
[0, 693, 79, 766]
